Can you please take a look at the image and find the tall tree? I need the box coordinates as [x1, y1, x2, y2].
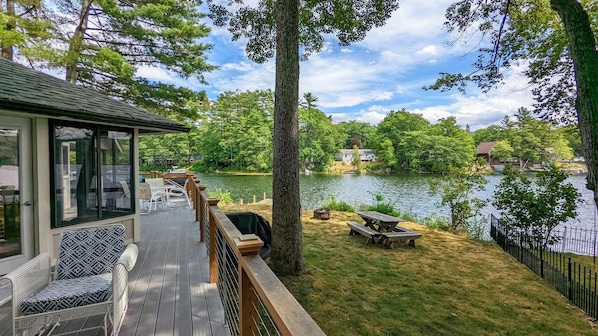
[335, 120, 377, 149]
[208, 0, 400, 275]
[428, 0, 598, 212]
[7, 0, 214, 121]
[0, 0, 52, 61]
[299, 102, 336, 172]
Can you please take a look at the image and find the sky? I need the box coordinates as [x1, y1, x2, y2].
[135, 0, 536, 131]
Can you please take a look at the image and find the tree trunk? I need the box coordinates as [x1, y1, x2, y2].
[65, 0, 92, 83]
[270, 0, 304, 275]
[550, 0, 598, 212]
[1, 0, 15, 60]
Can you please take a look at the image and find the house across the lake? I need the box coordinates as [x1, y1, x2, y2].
[0, 57, 188, 274]
[335, 149, 376, 164]
[476, 141, 500, 165]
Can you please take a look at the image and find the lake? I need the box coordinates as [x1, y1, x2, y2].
[196, 173, 597, 231]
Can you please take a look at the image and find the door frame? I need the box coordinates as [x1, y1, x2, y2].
[0, 116, 33, 274]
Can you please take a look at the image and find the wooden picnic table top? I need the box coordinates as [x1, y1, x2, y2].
[356, 211, 406, 224]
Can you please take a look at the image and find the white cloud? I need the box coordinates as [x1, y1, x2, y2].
[411, 68, 535, 130]
[135, 66, 174, 82]
[416, 45, 438, 56]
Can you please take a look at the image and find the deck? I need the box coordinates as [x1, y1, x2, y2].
[0, 203, 230, 335]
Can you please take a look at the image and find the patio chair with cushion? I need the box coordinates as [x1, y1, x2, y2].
[138, 182, 164, 214]
[2, 224, 138, 336]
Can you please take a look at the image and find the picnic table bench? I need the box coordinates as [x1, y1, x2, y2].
[380, 230, 422, 248]
[347, 221, 380, 245]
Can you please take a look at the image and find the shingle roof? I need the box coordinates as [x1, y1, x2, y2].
[476, 141, 498, 155]
[0, 57, 189, 134]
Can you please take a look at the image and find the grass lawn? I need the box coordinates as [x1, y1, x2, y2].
[222, 204, 597, 335]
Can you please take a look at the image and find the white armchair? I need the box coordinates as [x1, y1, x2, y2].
[2, 224, 138, 336]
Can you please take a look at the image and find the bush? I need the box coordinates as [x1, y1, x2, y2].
[463, 216, 488, 240]
[208, 189, 233, 205]
[361, 193, 399, 216]
[323, 195, 355, 212]
[420, 214, 451, 231]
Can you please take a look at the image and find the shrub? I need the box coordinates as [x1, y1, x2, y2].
[361, 193, 399, 216]
[420, 214, 451, 231]
[463, 216, 488, 241]
[323, 195, 355, 212]
[209, 189, 233, 205]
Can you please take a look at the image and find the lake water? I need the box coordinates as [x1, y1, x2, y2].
[196, 173, 597, 231]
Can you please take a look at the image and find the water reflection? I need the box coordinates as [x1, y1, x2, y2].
[196, 173, 596, 230]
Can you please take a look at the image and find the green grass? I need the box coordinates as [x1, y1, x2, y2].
[223, 204, 597, 335]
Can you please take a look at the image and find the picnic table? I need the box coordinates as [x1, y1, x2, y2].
[353, 211, 422, 248]
[355, 211, 407, 232]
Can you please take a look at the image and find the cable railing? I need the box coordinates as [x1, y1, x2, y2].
[177, 172, 325, 336]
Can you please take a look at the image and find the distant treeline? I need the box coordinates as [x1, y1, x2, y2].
[139, 91, 581, 174]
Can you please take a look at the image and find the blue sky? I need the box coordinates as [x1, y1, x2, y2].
[135, 0, 536, 131]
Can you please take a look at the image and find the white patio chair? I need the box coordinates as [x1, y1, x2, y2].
[139, 182, 164, 214]
[2, 224, 138, 336]
[165, 178, 192, 208]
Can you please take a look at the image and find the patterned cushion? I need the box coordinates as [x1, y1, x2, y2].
[20, 273, 112, 315]
[56, 225, 125, 280]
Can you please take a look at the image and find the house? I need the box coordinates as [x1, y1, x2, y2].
[335, 149, 376, 164]
[0, 57, 188, 274]
[476, 141, 500, 165]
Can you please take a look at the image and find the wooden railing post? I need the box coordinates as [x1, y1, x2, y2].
[236, 235, 263, 335]
[198, 185, 207, 241]
[208, 198, 220, 284]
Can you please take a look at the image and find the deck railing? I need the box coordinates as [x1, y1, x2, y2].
[176, 173, 325, 336]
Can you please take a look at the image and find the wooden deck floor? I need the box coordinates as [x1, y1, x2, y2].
[0, 202, 230, 336]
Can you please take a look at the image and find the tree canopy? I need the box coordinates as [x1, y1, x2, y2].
[427, 0, 598, 214]
[1, 0, 215, 121]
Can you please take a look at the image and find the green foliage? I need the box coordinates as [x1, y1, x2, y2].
[10, 0, 214, 121]
[490, 140, 514, 161]
[470, 113, 575, 166]
[139, 126, 200, 167]
[560, 125, 583, 157]
[376, 112, 475, 173]
[361, 193, 400, 216]
[429, 165, 488, 232]
[351, 145, 362, 172]
[334, 120, 377, 149]
[425, 0, 586, 123]
[197, 90, 275, 172]
[208, 189, 233, 205]
[463, 216, 488, 241]
[420, 214, 452, 231]
[493, 165, 581, 247]
[299, 104, 337, 172]
[378, 139, 397, 169]
[208, 0, 400, 63]
[323, 195, 354, 212]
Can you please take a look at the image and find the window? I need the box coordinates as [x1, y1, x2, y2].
[51, 121, 134, 228]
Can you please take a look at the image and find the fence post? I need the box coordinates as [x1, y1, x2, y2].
[208, 198, 220, 284]
[568, 257, 573, 300]
[236, 236, 263, 335]
[562, 226, 567, 253]
[540, 245, 544, 278]
[198, 185, 206, 242]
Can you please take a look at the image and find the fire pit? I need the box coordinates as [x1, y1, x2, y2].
[313, 208, 331, 220]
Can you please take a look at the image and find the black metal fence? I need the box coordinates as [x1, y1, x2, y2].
[551, 225, 598, 256]
[490, 214, 598, 319]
